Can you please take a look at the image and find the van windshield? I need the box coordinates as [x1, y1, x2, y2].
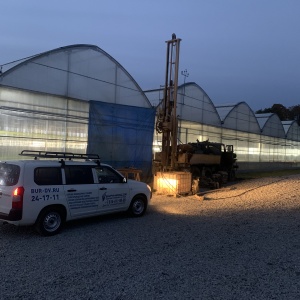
[0, 163, 20, 186]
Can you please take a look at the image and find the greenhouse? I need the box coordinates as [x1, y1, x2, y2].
[1, 44, 300, 181]
[147, 83, 300, 171]
[0, 44, 156, 180]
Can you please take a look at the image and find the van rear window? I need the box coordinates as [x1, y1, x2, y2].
[0, 163, 20, 186]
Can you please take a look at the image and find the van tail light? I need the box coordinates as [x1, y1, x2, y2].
[12, 187, 24, 210]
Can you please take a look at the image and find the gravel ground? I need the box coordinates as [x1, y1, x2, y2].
[1, 174, 300, 299]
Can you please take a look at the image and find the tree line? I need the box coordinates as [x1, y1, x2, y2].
[256, 104, 300, 124]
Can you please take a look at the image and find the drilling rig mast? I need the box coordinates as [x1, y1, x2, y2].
[156, 33, 181, 171]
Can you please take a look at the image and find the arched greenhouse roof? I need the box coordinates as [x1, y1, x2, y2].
[177, 82, 221, 126]
[255, 113, 273, 129]
[215, 103, 238, 121]
[255, 113, 285, 138]
[215, 102, 260, 133]
[282, 120, 300, 141]
[0, 44, 151, 108]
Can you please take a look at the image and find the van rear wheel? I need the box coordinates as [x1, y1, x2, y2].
[35, 207, 65, 236]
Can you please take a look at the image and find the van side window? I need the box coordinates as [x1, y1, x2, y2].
[65, 166, 94, 185]
[95, 166, 123, 183]
[34, 168, 62, 185]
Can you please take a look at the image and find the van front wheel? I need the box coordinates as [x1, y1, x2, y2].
[128, 196, 147, 217]
[35, 207, 65, 236]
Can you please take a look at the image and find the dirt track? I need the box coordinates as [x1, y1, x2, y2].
[1, 174, 300, 299]
[149, 174, 300, 299]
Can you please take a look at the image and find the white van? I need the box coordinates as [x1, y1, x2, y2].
[0, 150, 152, 236]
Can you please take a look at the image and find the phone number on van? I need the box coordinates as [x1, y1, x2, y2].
[32, 195, 59, 201]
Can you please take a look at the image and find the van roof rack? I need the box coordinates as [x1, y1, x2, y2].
[19, 150, 100, 160]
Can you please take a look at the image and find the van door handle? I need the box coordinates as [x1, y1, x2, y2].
[67, 189, 77, 192]
[99, 187, 107, 190]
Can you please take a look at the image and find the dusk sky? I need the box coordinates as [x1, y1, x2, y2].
[2, 0, 300, 111]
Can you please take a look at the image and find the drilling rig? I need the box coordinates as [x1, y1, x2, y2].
[153, 34, 194, 195]
[153, 34, 238, 195]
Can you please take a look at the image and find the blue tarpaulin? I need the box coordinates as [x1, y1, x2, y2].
[87, 101, 156, 182]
